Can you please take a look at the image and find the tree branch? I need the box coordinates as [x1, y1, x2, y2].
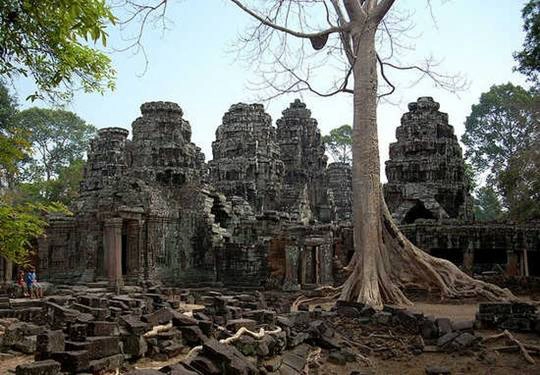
[229, 0, 350, 39]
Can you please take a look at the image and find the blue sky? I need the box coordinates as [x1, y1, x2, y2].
[13, 0, 529, 181]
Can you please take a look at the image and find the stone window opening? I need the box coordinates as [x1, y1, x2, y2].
[403, 200, 436, 224]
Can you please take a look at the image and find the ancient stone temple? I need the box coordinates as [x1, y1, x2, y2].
[31, 96, 539, 291]
[40, 102, 224, 287]
[208, 103, 283, 213]
[384, 97, 473, 224]
[384, 97, 540, 276]
[276, 99, 331, 223]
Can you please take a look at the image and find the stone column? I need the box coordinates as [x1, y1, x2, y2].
[522, 248, 530, 277]
[283, 245, 300, 291]
[506, 251, 519, 277]
[137, 220, 146, 284]
[103, 218, 123, 290]
[4, 258, 12, 283]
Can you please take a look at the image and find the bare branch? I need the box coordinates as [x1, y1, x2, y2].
[229, 0, 350, 39]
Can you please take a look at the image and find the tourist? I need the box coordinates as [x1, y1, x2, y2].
[25, 266, 43, 299]
[16, 270, 28, 297]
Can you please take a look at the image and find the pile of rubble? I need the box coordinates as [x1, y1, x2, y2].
[0, 287, 538, 374]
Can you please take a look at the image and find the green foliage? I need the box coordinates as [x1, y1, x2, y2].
[17, 159, 85, 206]
[514, 0, 540, 86]
[0, 0, 116, 102]
[0, 83, 72, 263]
[0, 83, 29, 180]
[322, 124, 352, 164]
[498, 143, 540, 221]
[0, 200, 68, 264]
[14, 108, 96, 181]
[462, 83, 536, 187]
[473, 186, 504, 222]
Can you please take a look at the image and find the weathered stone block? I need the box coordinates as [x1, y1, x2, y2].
[142, 308, 173, 327]
[226, 318, 257, 332]
[51, 350, 90, 373]
[36, 330, 65, 356]
[87, 321, 117, 336]
[124, 335, 147, 357]
[88, 353, 124, 373]
[16, 360, 61, 375]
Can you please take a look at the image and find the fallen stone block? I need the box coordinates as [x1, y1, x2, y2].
[88, 353, 124, 373]
[121, 314, 148, 335]
[226, 318, 257, 332]
[36, 330, 65, 358]
[124, 334, 148, 357]
[14, 335, 37, 354]
[171, 310, 198, 327]
[178, 325, 206, 346]
[66, 336, 120, 360]
[16, 360, 61, 375]
[68, 323, 88, 342]
[451, 320, 474, 332]
[435, 318, 452, 336]
[142, 308, 173, 327]
[87, 321, 118, 336]
[72, 303, 108, 320]
[51, 350, 90, 373]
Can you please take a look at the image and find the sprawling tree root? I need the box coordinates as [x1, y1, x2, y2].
[185, 326, 283, 359]
[338, 195, 515, 308]
[484, 329, 536, 364]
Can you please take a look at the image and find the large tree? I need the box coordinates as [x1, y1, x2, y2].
[514, 0, 540, 86]
[0, 84, 67, 263]
[14, 108, 96, 182]
[123, 0, 511, 307]
[0, 0, 116, 102]
[461, 83, 537, 209]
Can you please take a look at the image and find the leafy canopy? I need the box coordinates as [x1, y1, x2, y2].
[461, 83, 536, 186]
[14, 108, 96, 182]
[322, 125, 352, 164]
[473, 186, 503, 222]
[0, 83, 70, 263]
[0, 0, 116, 102]
[514, 0, 540, 86]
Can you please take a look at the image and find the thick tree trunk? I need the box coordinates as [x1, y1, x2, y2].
[339, 21, 514, 308]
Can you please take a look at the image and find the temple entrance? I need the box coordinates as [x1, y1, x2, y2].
[403, 200, 436, 224]
[474, 248, 507, 274]
[430, 248, 463, 266]
[528, 251, 540, 276]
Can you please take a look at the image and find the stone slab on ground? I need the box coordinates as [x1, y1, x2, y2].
[15, 360, 61, 375]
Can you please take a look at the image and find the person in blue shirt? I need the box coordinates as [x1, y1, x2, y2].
[25, 266, 43, 299]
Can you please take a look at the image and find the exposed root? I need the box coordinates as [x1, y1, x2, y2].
[185, 326, 282, 359]
[338, 190, 515, 309]
[303, 347, 322, 373]
[484, 329, 536, 364]
[143, 322, 172, 337]
[292, 291, 342, 312]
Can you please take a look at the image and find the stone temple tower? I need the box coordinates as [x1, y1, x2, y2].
[384, 97, 473, 223]
[209, 103, 284, 213]
[276, 99, 330, 223]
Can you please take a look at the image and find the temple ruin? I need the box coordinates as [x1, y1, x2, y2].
[2, 97, 538, 288]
